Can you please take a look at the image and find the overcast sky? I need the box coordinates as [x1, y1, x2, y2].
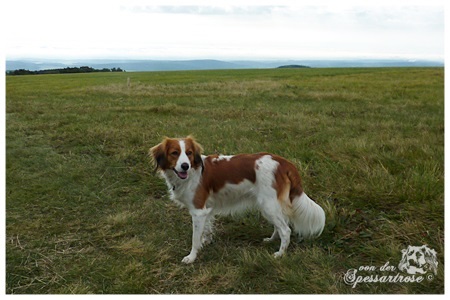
[4, 0, 445, 61]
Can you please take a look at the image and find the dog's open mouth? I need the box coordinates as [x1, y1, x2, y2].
[173, 169, 188, 180]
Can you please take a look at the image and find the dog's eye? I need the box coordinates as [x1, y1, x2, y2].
[171, 151, 179, 156]
[186, 150, 193, 156]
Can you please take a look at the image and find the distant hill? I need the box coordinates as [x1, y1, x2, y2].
[277, 65, 310, 69]
[6, 58, 444, 72]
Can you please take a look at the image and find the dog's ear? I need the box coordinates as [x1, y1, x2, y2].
[422, 246, 438, 274]
[187, 135, 204, 168]
[149, 141, 168, 171]
[193, 141, 204, 168]
[422, 245, 437, 258]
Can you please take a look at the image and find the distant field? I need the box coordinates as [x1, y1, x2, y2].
[6, 68, 444, 294]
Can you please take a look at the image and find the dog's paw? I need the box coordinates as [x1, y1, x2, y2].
[273, 251, 284, 258]
[181, 254, 196, 264]
[263, 237, 273, 243]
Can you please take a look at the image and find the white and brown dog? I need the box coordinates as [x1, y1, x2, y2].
[150, 136, 325, 264]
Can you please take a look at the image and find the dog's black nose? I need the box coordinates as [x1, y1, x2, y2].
[181, 163, 189, 171]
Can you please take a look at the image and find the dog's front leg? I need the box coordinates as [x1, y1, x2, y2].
[182, 208, 212, 264]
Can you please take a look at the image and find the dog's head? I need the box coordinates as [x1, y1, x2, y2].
[398, 245, 438, 275]
[150, 136, 203, 180]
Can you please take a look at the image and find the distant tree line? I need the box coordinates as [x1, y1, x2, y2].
[6, 66, 125, 75]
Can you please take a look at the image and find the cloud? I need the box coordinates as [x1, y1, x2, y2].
[4, 1, 444, 60]
[123, 5, 283, 16]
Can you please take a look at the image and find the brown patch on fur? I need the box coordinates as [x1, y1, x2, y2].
[193, 153, 265, 209]
[271, 155, 303, 203]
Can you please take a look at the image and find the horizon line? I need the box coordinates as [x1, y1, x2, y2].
[6, 57, 445, 62]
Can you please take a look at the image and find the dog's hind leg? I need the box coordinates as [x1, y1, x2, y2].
[258, 197, 291, 258]
[263, 227, 279, 242]
[255, 155, 291, 257]
[271, 218, 291, 258]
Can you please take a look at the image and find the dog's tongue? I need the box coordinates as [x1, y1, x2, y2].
[177, 171, 188, 179]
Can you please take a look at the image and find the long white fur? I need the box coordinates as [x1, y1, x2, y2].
[290, 193, 326, 240]
[159, 143, 326, 264]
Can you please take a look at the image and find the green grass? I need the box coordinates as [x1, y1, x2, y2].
[6, 68, 444, 294]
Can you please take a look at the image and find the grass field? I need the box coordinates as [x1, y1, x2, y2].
[6, 68, 444, 294]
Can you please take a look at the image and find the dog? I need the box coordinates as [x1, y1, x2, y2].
[398, 245, 438, 275]
[150, 136, 325, 264]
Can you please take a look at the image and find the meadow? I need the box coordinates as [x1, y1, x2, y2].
[5, 67, 444, 294]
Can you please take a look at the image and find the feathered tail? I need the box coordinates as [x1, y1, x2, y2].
[289, 192, 326, 240]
